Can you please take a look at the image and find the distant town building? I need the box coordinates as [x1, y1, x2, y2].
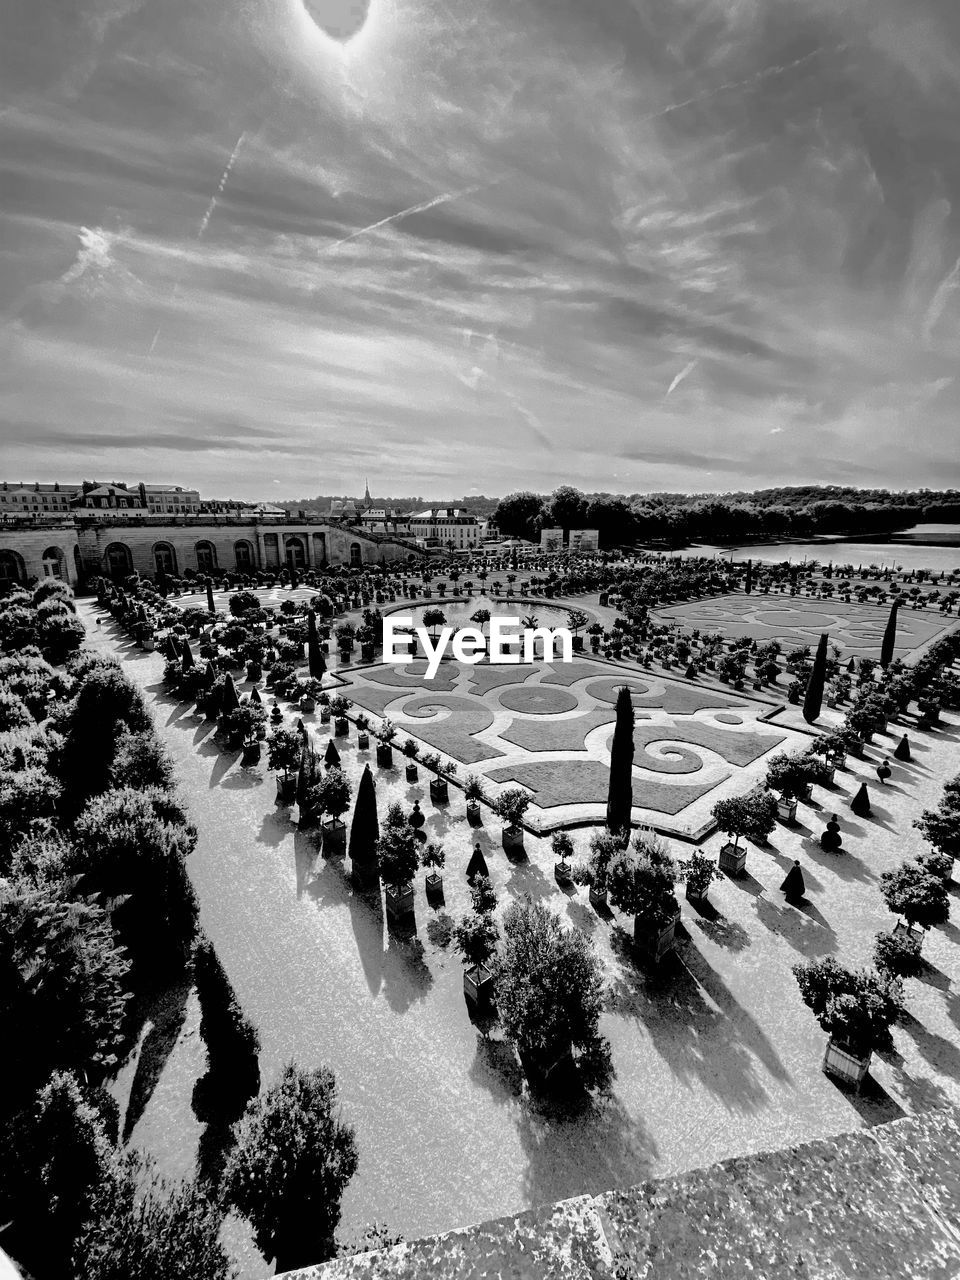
[133, 483, 201, 515]
[0, 482, 79, 515]
[407, 508, 480, 549]
[360, 507, 413, 537]
[71, 482, 146, 512]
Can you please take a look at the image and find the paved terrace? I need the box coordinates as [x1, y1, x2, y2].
[281, 1104, 960, 1279]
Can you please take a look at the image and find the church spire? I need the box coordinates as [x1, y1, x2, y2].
[364, 477, 372, 506]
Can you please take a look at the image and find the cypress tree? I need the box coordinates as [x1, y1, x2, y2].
[348, 764, 380, 886]
[802, 632, 829, 724]
[307, 610, 326, 679]
[206, 581, 215, 614]
[744, 559, 753, 595]
[880, 600, 899, 668]
[606, 686, 635, 837]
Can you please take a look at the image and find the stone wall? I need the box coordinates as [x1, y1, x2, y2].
[279, 1105, 960, 1280]
[0, 522, 81, 586]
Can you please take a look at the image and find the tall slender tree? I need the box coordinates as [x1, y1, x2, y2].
[307, 610, 326, 679]
[348, 764, 379, 886]
[802, 632, 829, 724]
[744, 559, 753, 595]
[606, 686, 635, 837]
[205, 581, 215, 614]
[880, 599, 900, 668]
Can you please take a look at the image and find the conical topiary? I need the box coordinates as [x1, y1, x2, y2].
[220, 673, 240, 715]
[206, 581, 215, 614]
[880, 600, 899, 668]
[606, 686, 635, 836]
[348, 764, 379, 886]
[180, 639, 194, 672]
[324, 740, 341, 768]
[802, 632, 829, 724]
[894, 733, 911, 762]
[850, 782, 871, 816]
[466, 843, 489, 883]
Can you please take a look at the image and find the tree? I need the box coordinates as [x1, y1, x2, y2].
[266, 727, 301, 781]
[607, 833, 680, 929]
[228, 591, 260, 617]
[348, 764, 379, 881]
[802, 632, 829, 724]
[914, 801, 960, 860]
[309, 767, 352, 828]
[492, 787, 531, 831]
[421, 607, 447, 639]
[880, 861, 950, 931]
[606, 686, 634, 835]
[494, 899, 612, 1091]
[880, 599, 899, 668]
[57, 663, 152, 811]
[0, 1071, 115, 1279]
[222, 1062, 358, 1272]
[307, 610, 327, 679]
[376, 821, 420, 893]
[74, 1154, 234, 1280]
[0, 881, 131, 1099]
[765, 751, 815, 801]
[453, 906, 499, 972]
[191, 938, 260, 1129]
[108, 725, 176, 793]
[792, 957, 903, 1057]
[567, 609, 589, 638]
[547, 485, 588, 532]
[470, 608, 491, 636]
[494, 491, 545, 541]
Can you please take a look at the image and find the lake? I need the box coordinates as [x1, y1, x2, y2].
[688, 525, 960, 573]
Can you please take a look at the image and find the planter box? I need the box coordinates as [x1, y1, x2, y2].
[385, 883, 415, 920]
[634, 912, 680, 962]
[589, 884, 608, 909]
[822, 1038, 871, 1090]
[299, 695, 316, 713]
[502, 825, 524, 853]
[405, 762, 418, 783]
[685, 881, 710, 905]
[777, 796, 798, 824]
[321, 819, 346, 855]
[319, 708, 331, 723]
[718, 841, 746, 877]
[241, 741, 262, 766]
[425, 871, 443, 897]
[357, 732, 370, 749]
[463, 964, 494, 1006]
[276, 775, 297, 804]
[466, 799, 482, 825]
[429, 778, 448, 805]
[334, 717, 349, 737]
[554, 860, 573, 886]
[376, 743, 394, 768]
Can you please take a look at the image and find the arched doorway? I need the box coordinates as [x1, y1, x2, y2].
[284, 536, 306, 569]
[195, 540, 217, 573]
[153, 542, 178, 576]
[349, 542, 362, 568]
[312, 532, 327, 566]
[104, 543, 133, 581]
[0, 550, 26, 585]
[41, 546, 65, 579]
[234, 539, 255, 571]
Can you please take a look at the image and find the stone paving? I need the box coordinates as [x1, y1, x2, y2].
[81, 598, 960, 1280]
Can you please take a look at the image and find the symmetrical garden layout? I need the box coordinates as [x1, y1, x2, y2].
[655, 594, 955, 661]
[342, 656, 804, 835]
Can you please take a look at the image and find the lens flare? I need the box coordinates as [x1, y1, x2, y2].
[302, 0, 371, 42]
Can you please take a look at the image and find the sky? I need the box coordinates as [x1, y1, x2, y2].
[2, 0, 960, 500]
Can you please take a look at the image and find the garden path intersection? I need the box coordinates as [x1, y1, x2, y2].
[77, 582, 960, 1273]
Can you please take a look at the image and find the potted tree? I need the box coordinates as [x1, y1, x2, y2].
[402, 737, 419, 782]
[879, 860, 950, 953]
[312, 767, 352, 856]
[607, 832, 682, 962]
[683, 851, 720, 906]
[267, 726, 301, 803]
[765, 752, 813, 823]
[793, 956, 904, 1089]
[330, 694, 351, 737]
[463, 773, 486, 825]
[318, 691, 332, 724]
[454, 878, 499, 1007]
[573, 830, 620, 908]
[711, 788, 776, 875]
[567, 610, 590, 653]
[493, 788, 532, 853]
[377, 820, 420, 921]
[376, 719, 398, 769]
[355, 713, 370, 750]
[421, 841, 445, 897]
[552, 830, 574, 885]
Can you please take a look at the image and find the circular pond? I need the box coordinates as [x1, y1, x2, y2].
[401, 596, 575, 632]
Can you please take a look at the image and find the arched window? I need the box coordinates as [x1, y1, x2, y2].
[153, 542, 178, 575]
[0, 550, 26, 584]
[284, 536, 306, 569]
[104, 543, 133, 580]
[234, 540, 254, 570]
[41, 546, 64, 579]
[350, 542, 362, 568]
[195, 540, 217, 572]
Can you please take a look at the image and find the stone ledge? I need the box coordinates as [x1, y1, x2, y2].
[279, 1106, 960, 1280]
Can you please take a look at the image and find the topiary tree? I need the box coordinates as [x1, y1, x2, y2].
[493, 787, 531, 833]
[872, 929, 923, 979]
[802, 632, 829, 723]
[792, 956, 903, 1058]
[606, 686, 634, 836]
[913, 801, 960, 861]
[493, 898, 612, 1092]
[309, 767, 352, 831]
[607, 832, 681, 930]
[348, 764, 379, 884]
[222, 1062, 358, 1272]
[376, 821, 420, 895]
[267, 727, 301, 782]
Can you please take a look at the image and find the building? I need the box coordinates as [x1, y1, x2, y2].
[359, 507, 413, 538]
[407, 508, 480, 550]
[0, 482, 79, 516]
[133, 483, 201, 515]
[71, 483, 146, 512]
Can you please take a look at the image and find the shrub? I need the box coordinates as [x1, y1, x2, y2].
[880, 861, 950, 930]
[872, 929, 923, 978]
[792, 956, 903, 1057]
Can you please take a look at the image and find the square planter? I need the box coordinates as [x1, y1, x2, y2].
[463, 964, 494, 1006]
[276, 775, 297, 804]
[429, 778, 449, 805]
[588, 884, 608, 909]
[554, 860, 573, 886]
[466, 799, 482, 826]
[241, 741, 262, 766]
[634, 912, 680, 962]
[357, 732, 370, 749]
[300, 695, 316, 714]
[502, 825, 524, 853]
[404, 762, 419, 782]
[376, 743, 394, 768]
[718, 841, 747, 877]
[425, 871, 443, 897]
[685, 882, 710, 905]
[385, 883, 415, 920]
[335, 717, 349, 737]
[777, 796, 798, 824]
[321, 819, 346, 856]
[822, 1038, 871, 1090]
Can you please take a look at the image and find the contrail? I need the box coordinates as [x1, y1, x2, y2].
[664, 359, 697, 399]
[147, 132, 246, 357]
[642, 47, 829, 124]
[324, 182, 491, 252]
